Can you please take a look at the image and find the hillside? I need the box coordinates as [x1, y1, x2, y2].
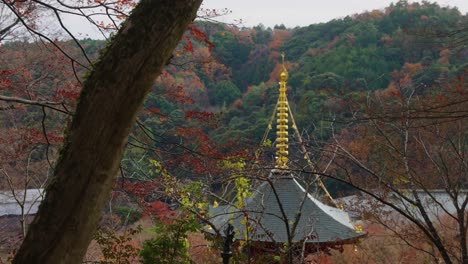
[1, 1, 466, 185]
[197, 1, 467, 144]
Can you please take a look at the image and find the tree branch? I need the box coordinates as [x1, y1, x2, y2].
[0, 95, 70, 114]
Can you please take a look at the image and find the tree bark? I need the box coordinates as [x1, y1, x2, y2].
[12, 0, 202, 263]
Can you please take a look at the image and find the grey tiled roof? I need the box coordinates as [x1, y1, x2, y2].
[206, 171, 364, 244]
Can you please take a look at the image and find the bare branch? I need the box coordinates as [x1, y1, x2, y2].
[0, 94, 70, 114]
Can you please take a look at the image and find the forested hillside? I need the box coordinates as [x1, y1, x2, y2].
[1, 1, 466, 183]
[114, 1, 467, 150]
[199, 1, 467, 144]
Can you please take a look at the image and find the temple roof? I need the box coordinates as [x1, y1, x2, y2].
[206, 171, 365, 244]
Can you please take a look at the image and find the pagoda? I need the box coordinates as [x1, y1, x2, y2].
[205, 54, 365, 259]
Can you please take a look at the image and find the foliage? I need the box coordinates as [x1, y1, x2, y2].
[94, 226, 142, 264]
[140, 217, 200, 264]
[211, 80, 241, 106]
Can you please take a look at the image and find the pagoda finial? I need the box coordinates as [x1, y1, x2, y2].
[280, 53, 288, 81]
[275, 53, 289, 169]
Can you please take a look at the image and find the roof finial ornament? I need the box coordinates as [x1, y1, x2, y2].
[275, 53, 289, 169]
[280, 52, 288, 82]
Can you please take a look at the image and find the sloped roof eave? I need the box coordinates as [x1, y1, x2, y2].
[293, 178, 355, 230]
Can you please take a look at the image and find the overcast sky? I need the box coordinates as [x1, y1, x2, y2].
[201, 0, 468, 28]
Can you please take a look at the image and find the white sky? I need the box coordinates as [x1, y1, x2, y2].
[201, 0, 468, 28]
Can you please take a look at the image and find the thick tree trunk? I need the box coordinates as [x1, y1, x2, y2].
[13, 0, 202, 263]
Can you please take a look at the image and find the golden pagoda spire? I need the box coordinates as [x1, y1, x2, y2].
[275, 53, 289, 169]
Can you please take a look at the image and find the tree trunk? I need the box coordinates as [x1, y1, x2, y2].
[12, 0, 202, 263]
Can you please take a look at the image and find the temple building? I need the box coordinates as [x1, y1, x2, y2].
[205, 54, 365, 260]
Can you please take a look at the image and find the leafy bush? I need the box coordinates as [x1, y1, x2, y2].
[140, 218, 200, 264]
